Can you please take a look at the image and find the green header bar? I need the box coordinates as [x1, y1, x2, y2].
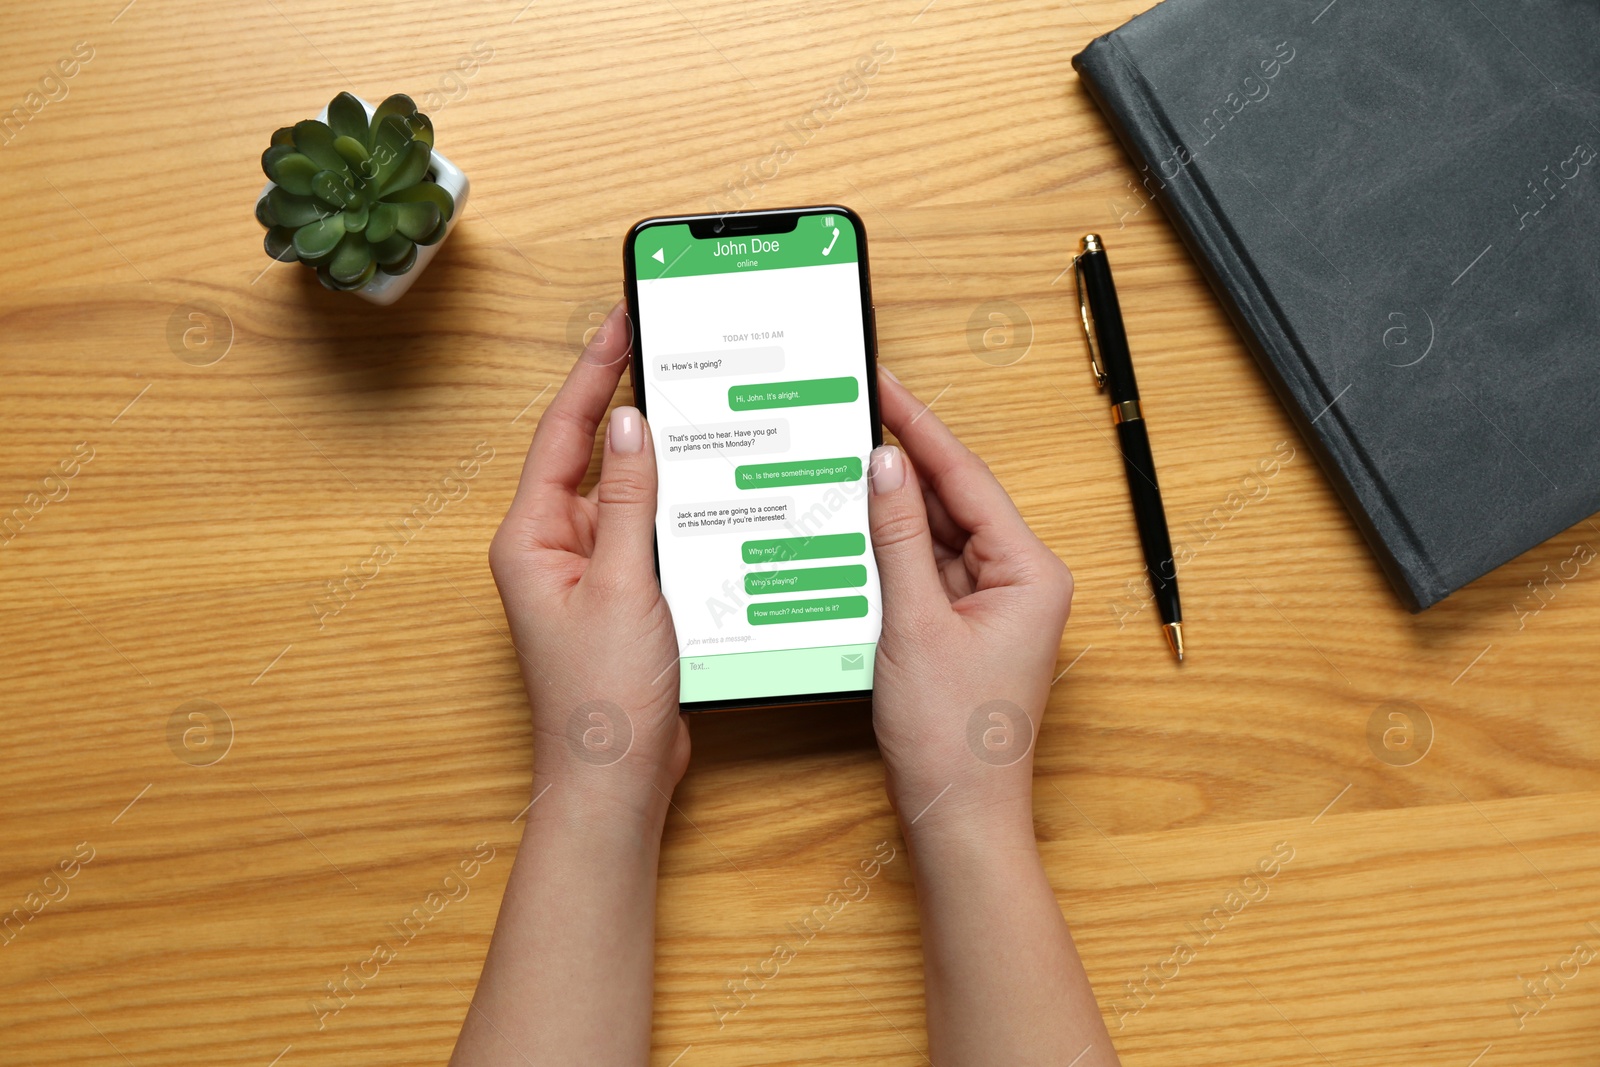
[636, 216, 857, 280]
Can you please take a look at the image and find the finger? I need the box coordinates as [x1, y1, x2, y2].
[876, 369, 1027, 539]
[920, 475, 967, 553]
[587, 406, 659, 583]
[866, 443, 949, 626]
[505, 301, 633, 524]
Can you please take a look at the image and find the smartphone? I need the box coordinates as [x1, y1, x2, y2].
[624, 206, 882, 712]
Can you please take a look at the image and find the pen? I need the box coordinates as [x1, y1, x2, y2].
[1074, 233, 1184, 661]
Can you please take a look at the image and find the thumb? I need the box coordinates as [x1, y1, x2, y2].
[867, 444, 946, 627]
[589, 406, 659, 583]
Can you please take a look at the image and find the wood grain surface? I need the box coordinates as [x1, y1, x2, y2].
[3, 1, 1597, 1064]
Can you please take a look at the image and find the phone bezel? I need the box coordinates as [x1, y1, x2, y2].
[623, 205, 881, 714]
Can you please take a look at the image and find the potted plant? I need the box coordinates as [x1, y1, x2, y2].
[255, 92, 468, 305]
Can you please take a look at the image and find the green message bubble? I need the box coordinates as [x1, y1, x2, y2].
[741, 533, 866, 564]
[745, 564, 868, 595]
[728, 376, 859, 411]
[747, 595, 871, 626]
[734, 456, 862, 490]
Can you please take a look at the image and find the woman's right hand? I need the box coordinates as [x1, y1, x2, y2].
[866, 369, 1119, 1067]
[866, 367, 1075, 840]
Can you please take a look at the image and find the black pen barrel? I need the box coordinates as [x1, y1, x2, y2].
[1079, 236, 1183, 651]
[1115, 418, 1181, 625]
[1078, 249, 1140, 401]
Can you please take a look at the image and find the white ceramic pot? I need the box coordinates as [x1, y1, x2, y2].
[256, 95, 469, 306]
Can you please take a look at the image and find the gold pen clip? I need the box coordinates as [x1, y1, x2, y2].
[1075, 234, 1107, 390]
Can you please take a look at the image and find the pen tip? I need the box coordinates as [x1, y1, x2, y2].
[1164, 623, 1185, 663]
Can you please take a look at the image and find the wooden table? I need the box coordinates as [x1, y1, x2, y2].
[4, 1, 1597, 1064]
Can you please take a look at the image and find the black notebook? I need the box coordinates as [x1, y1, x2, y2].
[1072, 0, 1600, 611]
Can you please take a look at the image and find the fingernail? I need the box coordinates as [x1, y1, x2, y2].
[879, 364, 899, 383]
[869, 445, 904, 494]
[609, 406, 643, 453]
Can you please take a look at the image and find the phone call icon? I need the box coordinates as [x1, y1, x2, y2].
[821, 227, 840, 256]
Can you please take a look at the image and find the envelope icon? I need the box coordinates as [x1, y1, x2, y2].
[841, 653, 865, 671]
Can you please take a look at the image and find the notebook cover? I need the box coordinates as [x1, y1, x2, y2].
[1072, 0, 1600, 610]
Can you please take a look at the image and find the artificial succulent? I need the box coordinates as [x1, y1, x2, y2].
[257, 92, 454, 291]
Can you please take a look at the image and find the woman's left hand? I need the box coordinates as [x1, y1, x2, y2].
[489, 301, 689, 819]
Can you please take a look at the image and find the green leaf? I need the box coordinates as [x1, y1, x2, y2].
[327, 92, 369, 142]
[270, 126, 296, 147]
[365, 116, 412, 189]
[372, 232, 414, 266]
[292, 120, 350, 178]
[394, 200, 440, 240]
[329, 232, 375, 283]
[268, 187, 331, 228]
[334, 135, 371, 171]
[264, 226, 299, 262]
[293, 214, 347, 260]
[365, 202, 399, 243]
[379, 241, 418, 276]
[255, 194, 278, 229]
[262, 147, 317, 195]
[261, 144, 290, 178]
[383, 181, 454, 223]
[311, 169, 357, 210]
[380, 141, 431, 196]
[342, 203, 369, 233]
[418, 216, 449, 246]
[405, 112, 434, 148]
[367, 94, 418, 150]
[315, 266, 342, 291]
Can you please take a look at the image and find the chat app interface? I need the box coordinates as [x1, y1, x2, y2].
[635, 214, 880, 705]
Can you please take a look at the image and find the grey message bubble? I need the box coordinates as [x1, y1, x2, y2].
[670, 497, 794, 536]
[654, 346, 784, 380]
[663, 419, 790, 461]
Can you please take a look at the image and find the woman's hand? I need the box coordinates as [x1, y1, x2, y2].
[456, 303, 685, 1067]
[867, 367, 1074, 839]
[866, 368, 1120, 1067]
[488, 301, 689, 818]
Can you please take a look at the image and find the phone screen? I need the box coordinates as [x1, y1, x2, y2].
[628, 210, 881, 709]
